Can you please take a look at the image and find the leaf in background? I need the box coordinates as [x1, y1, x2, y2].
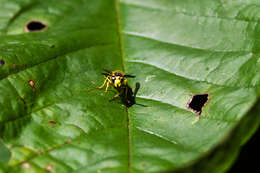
[0, 0, 259, 173]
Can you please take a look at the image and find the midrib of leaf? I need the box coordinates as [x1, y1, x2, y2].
[114, 0, 131, 173]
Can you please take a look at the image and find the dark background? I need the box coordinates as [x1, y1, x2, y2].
[228, 128, 259, 172]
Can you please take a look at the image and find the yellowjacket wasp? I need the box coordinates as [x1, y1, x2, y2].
[98, 69, 145, 107]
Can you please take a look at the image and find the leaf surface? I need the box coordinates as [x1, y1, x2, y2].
[0, 141, 10, 164]
[0, 0, 259, 173]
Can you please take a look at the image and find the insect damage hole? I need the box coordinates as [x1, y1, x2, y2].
[25, 20, 47, 32]
[188, 94, 209, 115]
[0, 59, 5, 65]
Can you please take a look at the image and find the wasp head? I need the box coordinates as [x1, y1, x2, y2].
[111, 71, 125, 88]
[102, 69, 136, 88]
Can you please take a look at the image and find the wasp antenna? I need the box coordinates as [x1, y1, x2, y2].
[103, 69, 112, 73]
[134, 82, 140, 97]
[102, 72, 109, 76]
[124, 74, 136, 78]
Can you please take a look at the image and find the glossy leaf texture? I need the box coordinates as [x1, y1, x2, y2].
[0, 0, 259, 173]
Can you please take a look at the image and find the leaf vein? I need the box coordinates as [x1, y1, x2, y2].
[127, 59, 255, 88]
[121, 1, 259, 23]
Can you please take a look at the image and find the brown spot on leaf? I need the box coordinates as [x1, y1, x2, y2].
[21, 162, 30, 168]
[28, 80, 38, 92]
[45, 165, 53, 171]
[65, 139, 72, 144]
[49, 121, 56, 126]
[12, 64, 25, 71]
[28, 80, 35, 87]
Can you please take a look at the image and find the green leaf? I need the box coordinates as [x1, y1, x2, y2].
[0, 0, 259, 173]
[0, 140, 10, 164]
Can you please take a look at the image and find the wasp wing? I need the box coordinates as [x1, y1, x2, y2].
[124, 74, 136, 78]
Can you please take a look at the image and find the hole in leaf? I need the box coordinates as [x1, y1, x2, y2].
[0, 59, 5, 65]
[188, 94, 209, 115]
[25, 20, 47, 32]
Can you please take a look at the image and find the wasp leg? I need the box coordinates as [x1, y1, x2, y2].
[109, 89, 123, 102]
[109, 92, 120, 102]
[98, 77, 108, 89]
[103, 69, 112, 73]
[105, 80, 110, 93]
